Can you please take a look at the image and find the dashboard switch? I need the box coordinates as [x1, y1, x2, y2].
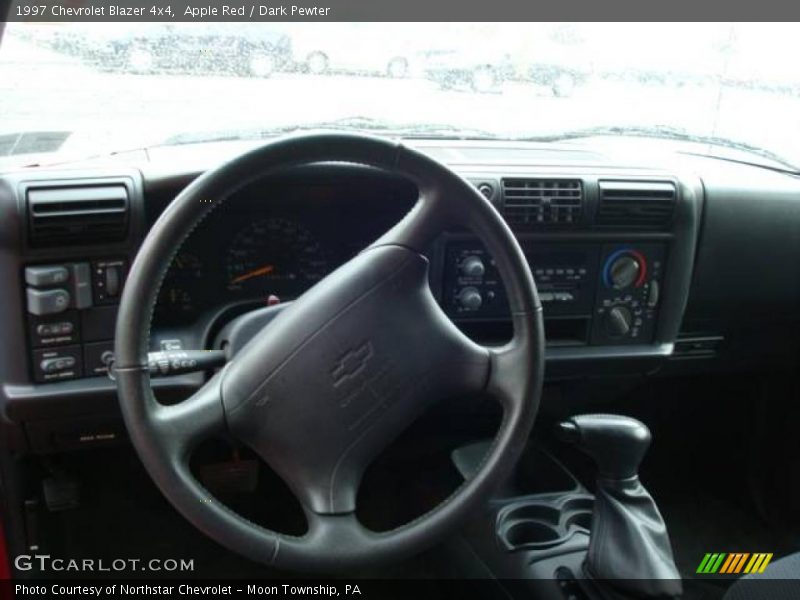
[84, 341, 115, 377]
[40, 355, 76, 373]
[648, 280, 660, 308]
[27, 288, 70, 316]
[32, 345, 82, 382]
[25, 265, 69, 287]
[69, 262, 93, 309]
[28, 311, 80, 347]
[92, 259, 126, 305]
[36, 322, 74, 336]
[105, 265, 120, 297]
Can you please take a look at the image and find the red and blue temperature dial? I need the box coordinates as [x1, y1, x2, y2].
[602, 248, 648, 290]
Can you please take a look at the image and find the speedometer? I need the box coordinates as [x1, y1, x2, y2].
[225, 217, 329, 299]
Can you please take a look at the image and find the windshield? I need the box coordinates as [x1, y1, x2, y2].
[2, 22, 800, 169]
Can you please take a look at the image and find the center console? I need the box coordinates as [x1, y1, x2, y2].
[451, 414, 682, 600]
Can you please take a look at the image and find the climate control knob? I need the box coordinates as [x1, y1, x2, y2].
[460, 256, 486, 278]
[457, 286, 483, 311]
[604, 306, 633, 338]
[608, 254, 642, 289]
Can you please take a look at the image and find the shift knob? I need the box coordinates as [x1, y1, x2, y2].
[557, 414, 651, 479]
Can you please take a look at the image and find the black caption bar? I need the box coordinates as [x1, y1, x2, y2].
[8, 578, 800, 599]
[4, 578, 685, 600]
[7, 579, 524, 600]
[7, 0, 800, 22]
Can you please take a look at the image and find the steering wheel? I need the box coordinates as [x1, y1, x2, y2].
[114, 133, 544, 572]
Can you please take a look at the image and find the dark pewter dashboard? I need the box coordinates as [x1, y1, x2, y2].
[1, 140, 799, 454]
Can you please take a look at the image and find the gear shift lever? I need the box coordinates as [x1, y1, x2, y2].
[557, 414, 651, 479]
[558, 415, 682, 598]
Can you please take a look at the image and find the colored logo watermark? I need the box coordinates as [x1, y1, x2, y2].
[696, 553, 773, 575]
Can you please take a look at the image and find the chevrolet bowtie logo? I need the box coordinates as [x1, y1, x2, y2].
[331, 342, 374, 387]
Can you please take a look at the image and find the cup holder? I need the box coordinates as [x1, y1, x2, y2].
[503, 504, 560, 523]
[497, 494, 594, 552]
[504, 521, 561, 548]
[565, 511, 592, 531]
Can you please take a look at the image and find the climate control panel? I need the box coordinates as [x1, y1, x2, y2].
[441, 239, 666, 346]
[591, 244, 665, 345]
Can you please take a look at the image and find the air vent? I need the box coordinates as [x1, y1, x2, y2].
[596, 181, 676, 231]
[502, 178, 582, 227]
[27, 184, 129, 246]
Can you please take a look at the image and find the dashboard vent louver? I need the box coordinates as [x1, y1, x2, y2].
[501, 178, 582, 227]
[27, 184, 129, 246]
[596, 181, 676, 231]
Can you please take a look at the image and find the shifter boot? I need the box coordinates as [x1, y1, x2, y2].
[559, 414, 682, 598]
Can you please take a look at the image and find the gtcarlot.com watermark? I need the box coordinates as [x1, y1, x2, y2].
[14, 554, 194, 573]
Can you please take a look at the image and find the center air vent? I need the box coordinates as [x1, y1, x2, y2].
[596, 181, 676, 231]
[27, 184, 130, 246]
[502, 178, 582, 227]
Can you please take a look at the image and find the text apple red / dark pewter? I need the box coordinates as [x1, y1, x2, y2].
[184, 4, 331, 17]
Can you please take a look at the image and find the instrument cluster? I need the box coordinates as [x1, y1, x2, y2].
[152, 174, 416, 325]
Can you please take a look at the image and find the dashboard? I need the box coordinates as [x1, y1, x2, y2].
[1, 139, 799, 455]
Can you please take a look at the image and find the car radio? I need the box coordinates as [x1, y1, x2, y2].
[441, 239, 665, 346]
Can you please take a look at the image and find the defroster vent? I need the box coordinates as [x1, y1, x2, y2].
[502, 178, 583, 227]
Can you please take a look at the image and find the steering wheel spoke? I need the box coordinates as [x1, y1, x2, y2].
[151, 371, 227, 452]
[484, 311, 544, 411]
[369, 187, 451, 253]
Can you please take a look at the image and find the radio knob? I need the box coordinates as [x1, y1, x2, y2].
[608, 255, 641, 289]
[457, 286, 483, 311]
[460, 256, 486, 278]
[604, 306, 633, 338]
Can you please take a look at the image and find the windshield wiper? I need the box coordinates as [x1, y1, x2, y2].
[160, 117, 500, 146]
[517, 125, 799, 173]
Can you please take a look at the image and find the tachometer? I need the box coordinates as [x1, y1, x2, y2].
[225, 217, 329, 299]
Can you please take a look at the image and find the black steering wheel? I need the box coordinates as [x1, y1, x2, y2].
[114, 133, 544, 572]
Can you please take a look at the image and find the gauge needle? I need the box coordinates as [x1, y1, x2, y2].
[230, 264, 274, 285]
